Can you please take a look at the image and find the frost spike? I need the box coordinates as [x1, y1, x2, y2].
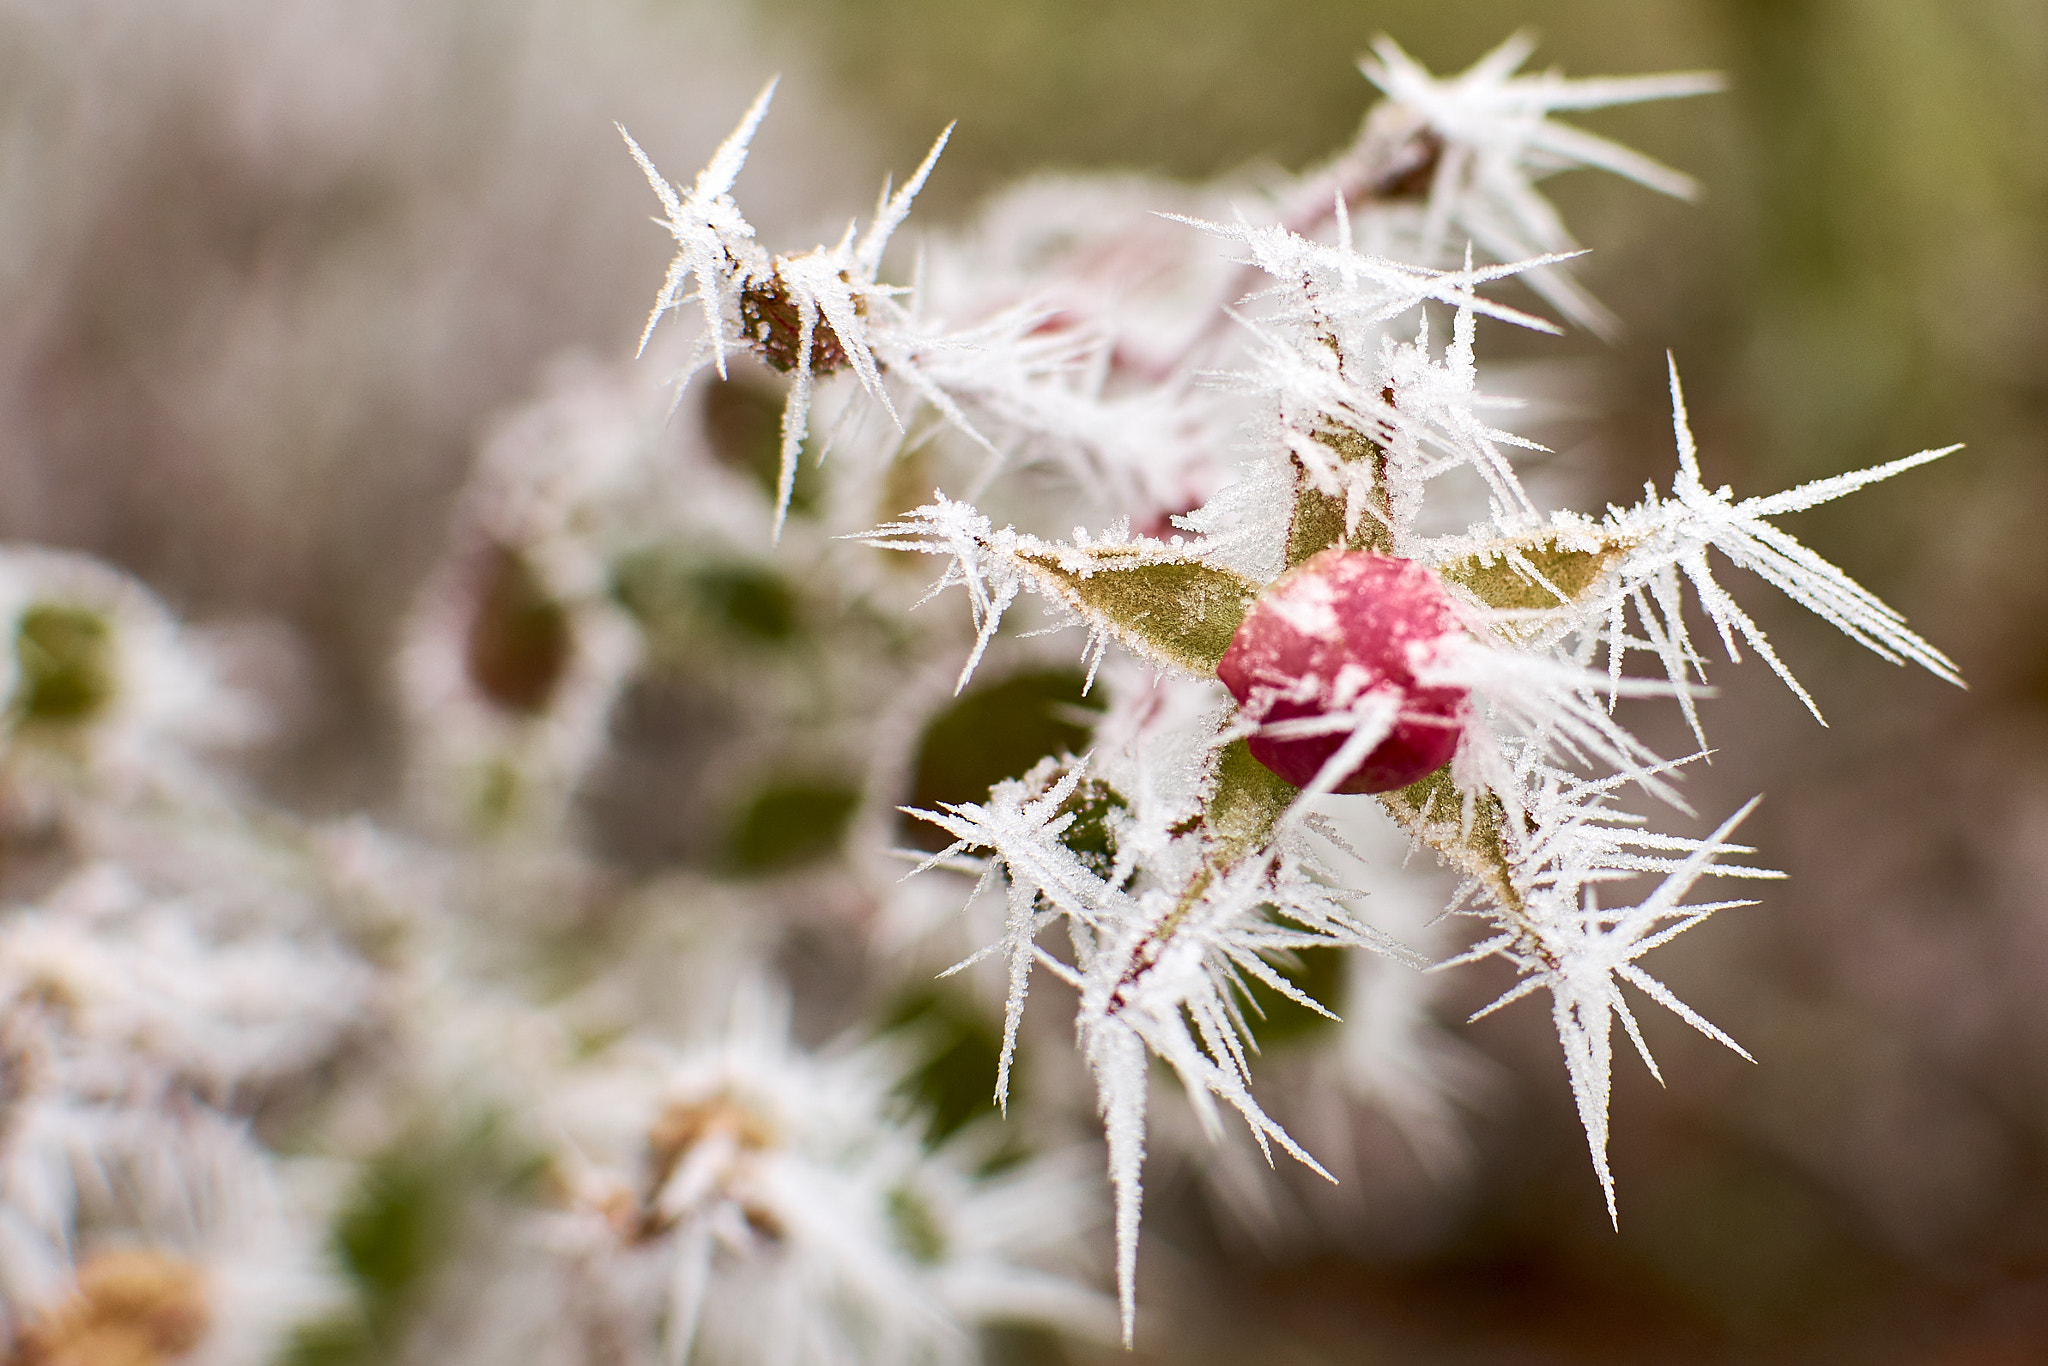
[858, 122, 954, 277]
[698, 77, 779, 206]
[1667, 353, 1703, 494]
[864, 504, 1264, 681]
[1358, 37, 1720, 332]
[1741, 443, 1963, 520]
[772, 294, 819, 543]
[1091, 1022, 1147, 1345]
[618, 77, 778, 373]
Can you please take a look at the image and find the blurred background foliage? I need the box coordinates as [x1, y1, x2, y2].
[2, 0, 2045, 1361]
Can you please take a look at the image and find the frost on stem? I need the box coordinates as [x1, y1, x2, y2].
[905, 755, 1405, 1341]
[628, 84, 1176, 547]
[1447, 793, 1777, 1217]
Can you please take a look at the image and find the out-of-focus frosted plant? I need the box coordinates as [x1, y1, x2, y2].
[482, 985, 1112, 1366]
[0, 810, 373, 1365]
[627, 35, 1962, 1340]
[0, 1103, 338, 1366]
[398, 361, 664, 840]
[0, 2, 1119, 1364]
[0, 549, 378, 1359]
[0, 551, 254, 809]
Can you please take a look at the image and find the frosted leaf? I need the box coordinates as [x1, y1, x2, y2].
[864, 502, 1260, 684]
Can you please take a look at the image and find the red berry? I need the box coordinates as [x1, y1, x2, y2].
[1217, 550, 1467, 794]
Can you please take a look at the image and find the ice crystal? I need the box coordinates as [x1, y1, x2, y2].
[906, 752, 1406, 1339]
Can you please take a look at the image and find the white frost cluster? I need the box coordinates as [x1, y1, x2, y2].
[0, 806, 366, 1363]
[514, 987, 1113, 1366]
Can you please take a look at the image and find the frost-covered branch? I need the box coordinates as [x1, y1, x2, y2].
[607, 33, 1968, 1355]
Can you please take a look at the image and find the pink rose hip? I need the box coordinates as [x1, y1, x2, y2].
[1217, 550, 1468, 794]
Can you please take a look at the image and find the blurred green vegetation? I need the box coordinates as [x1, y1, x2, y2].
[613, 548, 803, 654]
[12, 603, 114, 729]
[288, 1120, 548, 1366]
[885, 987, 1011, 1143]
[1238, 945, 1346, 1048]
[723, 777, 860, 872]
[702, 373, 827, 517]
[905, 668, 1103, 850]
[748, 0, 1722, 207]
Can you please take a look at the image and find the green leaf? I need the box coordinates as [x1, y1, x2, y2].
[1197, 745, 1519, 919]
[1377, 763, 1519, 909]
[1285, 425, 1393, 567]
[1285, 486, 1351, 567]
[1438, 533, 1620, 613]
[1015, 548, 1258, 674]
[1204, 737, 1296, 872]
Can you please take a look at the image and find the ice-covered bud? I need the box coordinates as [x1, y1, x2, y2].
[1217, 550, 1467, 794]
[739, 279, 851, 375]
